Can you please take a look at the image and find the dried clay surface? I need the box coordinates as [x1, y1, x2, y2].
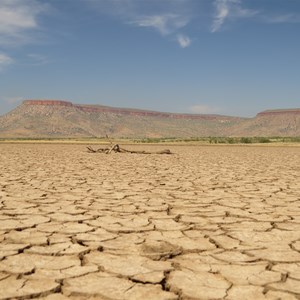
[0, 143, 300, 300]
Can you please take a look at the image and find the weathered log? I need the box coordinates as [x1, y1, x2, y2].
[87, 144, 172, 155]
[107, 144, 120, 154]
[156, 149, 172, 154]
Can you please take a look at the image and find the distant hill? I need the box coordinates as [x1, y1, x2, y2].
[0, 100, 299, 138]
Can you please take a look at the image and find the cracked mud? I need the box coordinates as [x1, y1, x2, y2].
[0, 143, 300, 299]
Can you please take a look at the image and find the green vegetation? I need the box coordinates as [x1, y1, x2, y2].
[0, 136, 117, 144]
[1, 136, 300, 144]
[134, 136, 300, 144]
[208, 136, 273, 144]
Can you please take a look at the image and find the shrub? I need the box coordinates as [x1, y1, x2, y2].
[240, 137, 252, 144]
[257, 137, 271, 143]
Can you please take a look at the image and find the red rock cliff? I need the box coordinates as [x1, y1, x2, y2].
[257, 109, 300, 117]
[76, 104, 235, 120]
[23, 99, 236, 120]
[23, 100, 73, 107]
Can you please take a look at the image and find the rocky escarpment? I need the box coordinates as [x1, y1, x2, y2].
[228, 108, 300, 137]
[255, 109, 300, 134]
[23, 100, 73, 107]
[0, 100, 243, 138]
[23, 100, 236, 121]
[256, 109, 300, 117]
[0, 99, 300, 137]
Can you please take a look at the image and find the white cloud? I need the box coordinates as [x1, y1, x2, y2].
[189, 104, 221, 114]
[0, 0, 48, 45]
[177, 34, 191, 48]
[212, 0, 258, 32]
[0, 53, 14, 70]
[87, 0, 192, 46]
[212, 0, 230, 32]
[132, 14, 189, 35]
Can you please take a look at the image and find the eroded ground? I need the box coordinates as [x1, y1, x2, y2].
[0, 143, 299, 300]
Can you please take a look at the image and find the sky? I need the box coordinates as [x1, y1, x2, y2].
[0, 0, 300, 117]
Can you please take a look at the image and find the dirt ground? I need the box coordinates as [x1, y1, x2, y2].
[0, 143, 299, 300]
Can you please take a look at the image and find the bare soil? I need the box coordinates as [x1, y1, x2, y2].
[0, 144, 299, 299]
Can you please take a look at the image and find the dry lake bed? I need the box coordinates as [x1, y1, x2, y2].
[0, 143, 300, 300]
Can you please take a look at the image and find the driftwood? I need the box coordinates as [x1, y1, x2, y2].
[87, 144, 172, 155]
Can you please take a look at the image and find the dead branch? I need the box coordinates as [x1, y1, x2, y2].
[86, 146, 108, 153]
[87, 144, 172, 155]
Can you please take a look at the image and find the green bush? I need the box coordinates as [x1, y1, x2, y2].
[257, 137, 271, 143]
[240, 137, 252, 144]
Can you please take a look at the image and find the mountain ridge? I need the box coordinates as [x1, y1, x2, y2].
[0, 100, 299, 138]
[22, 100, 243, 119]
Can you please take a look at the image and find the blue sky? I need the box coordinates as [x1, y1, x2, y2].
[0, 0, 300, 117]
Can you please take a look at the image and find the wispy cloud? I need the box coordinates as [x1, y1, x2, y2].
[0, 53, 14, 70]
[0, 0, 49, 71]
[88, 0, 193, 47]
[212, 0, 230, 33]
[0, 0, 48, 46]
[189, 104, 221, 114]
[212, 0, 258, 32]
[88, 0, 300, 38]
[177, 34, 191, 48]
[132, 14, 189, 36]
